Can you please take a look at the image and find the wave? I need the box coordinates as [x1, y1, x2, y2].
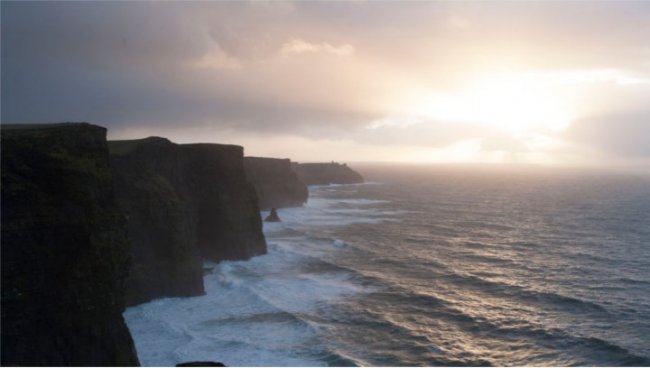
[469, 276, 607, 315]
[124, 288, 321, 366]
[614, 277, 650, 286]
[348, 287, 650, 366]
[126, 175, 650, 366]
[124, 188, 390, 366]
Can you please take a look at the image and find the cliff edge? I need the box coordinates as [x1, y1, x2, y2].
[179, 143, 267, 261]
[291, 162, 364, 185]
[244, 157, 308, 210]
[109, 137, 205, 306]
[1, 123, 139, 366]
[109, 137, 267, 305]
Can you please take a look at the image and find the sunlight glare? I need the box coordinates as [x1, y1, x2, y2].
[409, 72, 575, 134]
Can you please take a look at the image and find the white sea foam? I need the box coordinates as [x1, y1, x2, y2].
[124, 175, 650, 366]
[261, 195, 400, 230]
[124, 186, 386, 366]
[124, 252, 339, 366]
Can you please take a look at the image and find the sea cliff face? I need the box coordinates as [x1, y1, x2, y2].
[1, 123, 139, 366]
[1, 123, 272, 364]
[178, 143, 267, 261]
[244, 157, 308, 210]
[291, 162, 364, 185]
[109, 137, 205, 306]
[109, 137, 267, 305]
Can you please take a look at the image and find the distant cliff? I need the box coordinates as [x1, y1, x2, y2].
[179, 143, 266, 261]
[291, 162, 364, 185]
[244, 157, 308, 210]
[109, 137, 267, 305]
[1, 123, 139, 366]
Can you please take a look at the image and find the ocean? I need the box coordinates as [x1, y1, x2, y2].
[124, 165, 650, 366]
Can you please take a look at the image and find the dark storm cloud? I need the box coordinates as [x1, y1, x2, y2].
[2, 2, 199, 123]
[1, 2, 357, 129]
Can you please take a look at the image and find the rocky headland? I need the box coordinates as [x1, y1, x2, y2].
[244, 156, 308, 210]
[291, 162, 364, 185]
[1, 123, 367, 366]
[1, 123, 139, 366]
[109, 137, 267, 306]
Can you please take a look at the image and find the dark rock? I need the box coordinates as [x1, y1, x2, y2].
[109, 137, 267, 305]
[179, 143, 266, 262]
[291, 162, 364, 185]
[264, 208, 281, 222]
[109, 137, 205, 306]
[244, 157, 308, 210]
[1, 123, 139, 366]
[177, 361, 226, 367]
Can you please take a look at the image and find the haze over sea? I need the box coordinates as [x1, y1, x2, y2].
[125, 165, 650, 366]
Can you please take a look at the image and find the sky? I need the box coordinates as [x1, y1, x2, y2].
[2, 1, 650, 167]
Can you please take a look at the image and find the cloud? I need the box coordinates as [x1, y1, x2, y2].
[280, 38, 354, 57]
[567, 111, 650, 158]
[189, 46, 242, 70]
[1, 2, 384, 134]
[2, 1, 650, 164]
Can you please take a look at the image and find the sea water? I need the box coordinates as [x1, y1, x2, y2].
[124, 165, 650, 366]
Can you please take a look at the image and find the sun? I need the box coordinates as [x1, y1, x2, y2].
[408, 71, 575, 135]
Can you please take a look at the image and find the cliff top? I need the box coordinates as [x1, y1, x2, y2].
[1, 122, 97, 130]
[293, 162, 350, 167]
[108, 136, 173, 155]
[245, 156, 291, 163]
[291, 161, 364, 185]
[109, 137, 243, 156]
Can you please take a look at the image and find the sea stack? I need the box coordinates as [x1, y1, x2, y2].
[265, 208, 281, 222]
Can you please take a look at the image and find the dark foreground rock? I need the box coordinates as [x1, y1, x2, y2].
[291, 162, 364, 185]
[177, 361, 226, 367]
[244, 157, 308, 210]
[1, 123, 139, 366]
[109, 137, 267, 305]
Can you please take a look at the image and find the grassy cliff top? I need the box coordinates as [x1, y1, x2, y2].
[108, 137, 171, 155]
[109, 137, 243, 156]
[1, 122, 97, 130]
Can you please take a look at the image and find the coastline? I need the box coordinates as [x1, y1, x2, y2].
[124, 184, 377, 366]
[1, 122, 365, 366]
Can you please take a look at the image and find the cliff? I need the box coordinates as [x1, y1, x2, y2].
[109, 137, 204, 306]
[1, 123, 139, 366]
[109, 137, 267, 305]
[291, 162, 364, 185]
[244, 157, 308, 210]
[177, 143, 266, 261]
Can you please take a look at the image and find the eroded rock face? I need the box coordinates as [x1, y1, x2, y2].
[109, 137, 204, 306]
[1, 123, 139, 366]
[109, 137, 267, 305]
[244, 157, 308, 210]
[179, 144, 267, 261]
[291, 162, 364, 185]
